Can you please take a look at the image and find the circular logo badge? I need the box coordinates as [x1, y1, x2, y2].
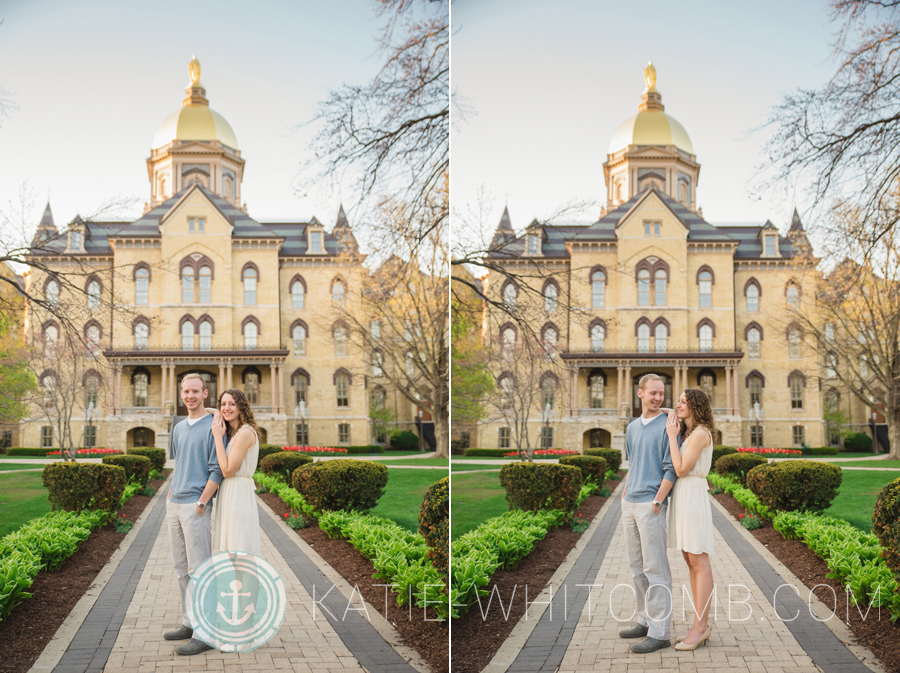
[185, 551, 287, 652]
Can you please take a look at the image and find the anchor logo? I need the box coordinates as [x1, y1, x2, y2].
[216, 579, 256, 625]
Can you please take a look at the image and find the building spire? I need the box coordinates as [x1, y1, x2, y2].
[639, 61, 665, 112]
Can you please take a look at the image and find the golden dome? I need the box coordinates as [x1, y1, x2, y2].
[608, 62, 693, 155]
[152, 57, 239, 150]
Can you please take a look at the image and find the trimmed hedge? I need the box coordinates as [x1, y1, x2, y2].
[559, 455, 607, 485]
[42, 462, 127, 513]
[715, 452, 767, 486]
[260, 451, 314, 482]
[127, 447, 165, 472]
[712, 445, 737, 469]
[844, 432, 873, 452]
[7, 447, 59, 456]
[499, 462, 582, 513]
[293, 459, 388, 513]
[101, 455, 151, 487]
[585, 448, 621, 473]
[331, 445, 385, 454]
[873, 477, 900, 575]
[419, 477, 449, 580]
[800, 446, 840, 456]
[745, 460, 842, 513]
[463, 448, 510, 457]
[389, 431, 419, 451]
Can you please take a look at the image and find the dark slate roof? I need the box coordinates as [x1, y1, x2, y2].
[713, 225, 799, 259]
[789, 208, 805, 233]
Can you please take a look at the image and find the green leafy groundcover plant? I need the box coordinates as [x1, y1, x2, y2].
[318, 510, 449, 620]
[253, 471, 316, 519]
[707, 472, 772, 519]
[0, 509, 107, 621]
[450, 509, 568, 618]
[773, 510, 900, 621]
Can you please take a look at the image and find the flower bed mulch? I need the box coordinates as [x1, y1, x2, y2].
[450, 472, 624, 673]
[258, 491, 449, 673]
[712, 483, 900, 673]
[0, 470, 170, 673]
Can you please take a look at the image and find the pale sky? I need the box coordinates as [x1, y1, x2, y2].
[0, 0, 387, 239]
[452, 0, 839, 242]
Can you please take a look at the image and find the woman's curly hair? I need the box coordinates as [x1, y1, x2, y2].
[679, 388, 717, 443]
[217, 388, 259, 444]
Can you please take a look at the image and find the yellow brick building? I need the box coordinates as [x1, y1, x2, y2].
[476, 65, 852, 453]
[20, 59, 423, 454]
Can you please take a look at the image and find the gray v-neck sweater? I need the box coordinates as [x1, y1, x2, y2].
[169, 414, 223, 504]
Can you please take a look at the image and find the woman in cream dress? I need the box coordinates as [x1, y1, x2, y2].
[210, 388, 261, 555]
[665, 388, 716, 651]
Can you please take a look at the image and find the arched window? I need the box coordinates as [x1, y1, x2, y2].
[825, 323, 835, 342]
[592, 270, 606, 308]
[182, 266, 194, 303]
[41, 372, 56, 410]
[335, 372, 350, 407]
[699, 373, 714, 405]
[540, 374, 556, 410]
[501, 326, 516, 360]
[334, 324, 348, 357]
[133, 371, 148, 407]
[637, 323, 651, 352]
[86, 324, 101, 354]
[199, 319, 212, 351]
[747, 327, 761, 358]
[135, 266, 149, 305]
[45, 279, 59, 308]
[134, 321, 149, 350]
[788, 327, 801, 359]
[244, 321, 258, 350]
[789, 374, 804, 409]
[87, 280, 100, 310]
[181, 320, 194, 351]
[373, 350, 384, 376]
[699, 324, 713, 352]
[654, 269, 667, 306]
[698, 270, 713, 308]
[860, 355, 869, 378]
[499, 374, 514, 410]
[655, 322, 667, 353]
[292, 323, 307, 356]
[294, 376, 307, 406]
[638, 269, 650, 306]
[746, 282, 759, 312]
[591, 323, 605, 353]
[43, 323, 59, 358]
[406, 352, 415, 377]
[748, 375, 763, 408]
[84, 372, 100, 408]
[542, 325, 558, 357]
[589, 371, 605, 409]
[243, 266, 257, 305]
[198, 265, 211, 303]
[502, 282, 517, 310]
[826, 351, 837, 378]
[786, 283, 800, 308]
[244, 370, 259, 405]
[544, 283, 558, 313]
[332, 280, 345, 308]
[291, 277, 306, 310]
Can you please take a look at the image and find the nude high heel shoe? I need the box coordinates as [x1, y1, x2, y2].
[674, 624, 712, 651]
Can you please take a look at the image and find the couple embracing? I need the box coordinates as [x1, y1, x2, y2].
[162, 372, 262, 655]
[618, 373, 717, 653]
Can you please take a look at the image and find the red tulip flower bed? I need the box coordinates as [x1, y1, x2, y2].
[735, 447, 802, 455]
[282, 446, 349, 455]
[46, 448, 123, 456]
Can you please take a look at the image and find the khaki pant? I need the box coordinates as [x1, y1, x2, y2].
[166, 500, 213, 628]
[621, 499, 673, 639]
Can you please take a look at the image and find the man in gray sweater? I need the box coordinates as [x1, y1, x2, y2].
[617, 373, 677, 653]
[163, 373, 223, 656]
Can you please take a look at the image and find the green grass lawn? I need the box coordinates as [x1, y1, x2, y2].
[0, 471, 52, 538]
[371, 458, 449, 467]
[0, 464, 47, 472]
[825, 470, 900, 532]
[830, 460, 900, 469]
[368, 467, 448, 533]
[451, 471, 508, 540]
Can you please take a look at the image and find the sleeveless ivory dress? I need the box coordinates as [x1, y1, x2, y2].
[667, 426, 715, 555]
[212, 427, 261, 555]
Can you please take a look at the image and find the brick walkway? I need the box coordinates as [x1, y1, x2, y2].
[491, 496, 884, 673]
[37, 480, 425, 673]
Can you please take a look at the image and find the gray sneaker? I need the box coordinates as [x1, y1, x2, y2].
[175, 638, 213, 656]
[618, 623, 649, 639]
[163, 625, 193, 641]
[630, 636, 671, 653]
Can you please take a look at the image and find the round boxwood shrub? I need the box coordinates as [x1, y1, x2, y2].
[101, 454, 151, 487]
[127, 447, 165, 472]
[844, 432, 873, 452]
[559, 455, 607, 485]
[745, 460, 842, 513]
[499, 462, 583, 513]
[873, 477, 900, 574]
[714, 452, 767, 486]
[419, 477, 449, 579]
[292, 459, 388, 513]
[585, 448, 621, 474]
[712, 446, 737, 469]
[389, 431, 419, 451]
[258, 444, 285, 463]
[260, 451, 314, 482]
[42, 462, 126, 513]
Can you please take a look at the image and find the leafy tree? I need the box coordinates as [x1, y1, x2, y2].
[450, 298, 493, 426]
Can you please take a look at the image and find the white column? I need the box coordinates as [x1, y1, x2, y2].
[227, 360, 233, 390]
[733, 364, 741, 417]
[623, 365, 632, 415]
[270, 364, 277, 411]
[160, 363, 167, 413]
[219, 361, 225, 393]
[725, 364, 733, 415]
[617, 365, 623, 411]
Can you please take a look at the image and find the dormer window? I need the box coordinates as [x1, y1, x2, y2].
[309, 230, 323, 254]
[70, 230, 82, 251]
[527, 234, 541, 256]
[188, 218, 205, 232]
[644, 221, 660, 236]
[765, 234, 777, 257]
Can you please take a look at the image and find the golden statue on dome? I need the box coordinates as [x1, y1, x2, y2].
[189, 55, 202, 87]
[644, 61, 657, 92]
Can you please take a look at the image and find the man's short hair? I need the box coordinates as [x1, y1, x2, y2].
[181, 372, 208, 392]
[638, 373, 664, 390]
